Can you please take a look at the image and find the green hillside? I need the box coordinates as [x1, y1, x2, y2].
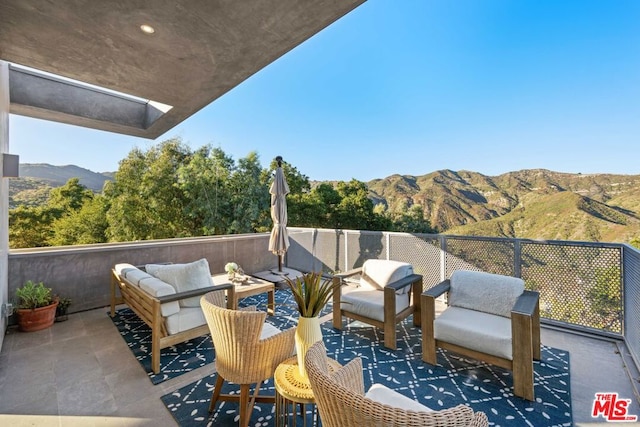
[9, 163, 114, 209]
[446, 192, 640, 242]
[11, 164, 640, 244]
[18, 163, 113, 191]
[368, 169, 640, 243]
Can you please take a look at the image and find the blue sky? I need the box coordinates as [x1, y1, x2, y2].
[9, 0, 640, 182]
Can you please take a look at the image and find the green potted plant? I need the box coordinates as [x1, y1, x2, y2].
[55, 297, 72, 322]
[14, 280, 59, 332]
[284, 271, 338, 376]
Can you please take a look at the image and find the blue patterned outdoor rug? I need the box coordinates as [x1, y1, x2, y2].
[161, 317, 572, 426]
[109, 288, 308, 385]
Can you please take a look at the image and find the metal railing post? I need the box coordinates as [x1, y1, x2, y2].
[514, 239, 522, 278]
[386, 232, 390, 260]
[440, 234, 447, 281]
[344, 230, 349, 271]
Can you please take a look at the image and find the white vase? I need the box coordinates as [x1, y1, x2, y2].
[295, 316, 323, 377]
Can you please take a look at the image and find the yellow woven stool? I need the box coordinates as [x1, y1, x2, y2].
[274, 356, 341, 427]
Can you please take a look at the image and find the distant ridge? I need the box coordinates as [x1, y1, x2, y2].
[367, 169, 640, 243]
[18, 163, 113, 192]
[11, 164, 640, 243]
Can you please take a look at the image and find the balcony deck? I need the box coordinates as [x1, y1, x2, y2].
[0, 304, 638, 426]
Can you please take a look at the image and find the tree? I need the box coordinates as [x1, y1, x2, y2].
[335, 180, 389, 230]
[47, 178, 93, 212]
[49, 195, 109, 246]
[228, 151, 270, 233]
[105, 138, 193, 241]
[178, 146, 234, 235]
[303, 183, 342, 228]
[390, 204, 437, 233]
[9, 205, 59, 248]
[587, 265, 622, 331]
[9, 178, 96, 248]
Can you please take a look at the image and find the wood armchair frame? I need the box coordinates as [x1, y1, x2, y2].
[421, 279, 541, 400]
[332, 267, 423, 349]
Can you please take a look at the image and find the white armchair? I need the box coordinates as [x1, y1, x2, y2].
[421, 270, 541, 401]
[332, 259, 423, 349]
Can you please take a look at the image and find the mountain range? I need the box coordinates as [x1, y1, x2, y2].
[9, 164, 113, 208]
[368, 169, 640, 243]
[10, 164, 640, 243]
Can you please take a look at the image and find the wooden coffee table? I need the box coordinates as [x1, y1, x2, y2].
[211, 273, 275, 315]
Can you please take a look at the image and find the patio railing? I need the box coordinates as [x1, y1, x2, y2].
[7, 227, 639, 375]
[287, 227, 640, 372]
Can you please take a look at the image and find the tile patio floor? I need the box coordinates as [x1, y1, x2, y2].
[0, 305, 638, 426]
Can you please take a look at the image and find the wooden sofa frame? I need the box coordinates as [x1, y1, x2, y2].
[332, 267, 423, 350]
[421, 279, 541, 401]
[110, 266, 235, 374]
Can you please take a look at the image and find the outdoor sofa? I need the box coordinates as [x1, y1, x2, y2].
[110, 258, 234, 374]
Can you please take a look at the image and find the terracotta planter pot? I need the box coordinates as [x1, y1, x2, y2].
[16, 300, 59, 332]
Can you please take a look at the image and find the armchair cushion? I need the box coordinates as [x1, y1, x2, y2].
[146, 258, 215, 308]
[365, 383, 433, 412]
[165, 306, 206, 334]
[449, 270, 524, 318]
[123, 268, 154, 285]
[361, 260, 413, 293]
[139, 277, 181, 317]
[434, 306, 513, 360]
[260, 322, 282, 340]
[114, 263, 138, 279]
[340, 289, 410, 322]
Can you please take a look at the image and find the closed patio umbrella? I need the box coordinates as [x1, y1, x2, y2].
[269, 156, 289, 273]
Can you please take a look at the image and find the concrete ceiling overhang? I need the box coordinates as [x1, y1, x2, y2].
[0, 0, 366, 138]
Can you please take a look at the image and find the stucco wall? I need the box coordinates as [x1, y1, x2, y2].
[8, 233, 277, 316]
[0, 61, 10, 348]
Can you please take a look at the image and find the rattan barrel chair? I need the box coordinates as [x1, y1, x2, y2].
[200, 294, 296, 427]
[305, 341, 488, 427]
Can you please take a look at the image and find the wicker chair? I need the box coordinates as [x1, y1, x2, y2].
[200, 294, 296, 427]
[305, 341, 488, 427]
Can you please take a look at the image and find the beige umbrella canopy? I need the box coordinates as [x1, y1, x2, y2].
[269, 156, 290, 272]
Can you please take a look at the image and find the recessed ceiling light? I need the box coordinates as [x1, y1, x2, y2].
[140, 24, 155, 34]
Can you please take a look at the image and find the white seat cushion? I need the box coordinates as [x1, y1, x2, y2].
[361, 260, 413, 293]
[435, 306, 513, 360]
[260, 322, 296, 355]
[165, 307, 206, 335]
[139, 277, 180, 318]
[146, 259, 215, 308]
[365, 383, 432, 412]
[341, 289, 409, 323]
[449, 270, 524, 318]
[114, 263, 137, 277]
[123, 268, 154, 286]
[260, 322, 281, 340]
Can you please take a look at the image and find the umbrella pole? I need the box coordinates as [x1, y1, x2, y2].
[278, 254, 283, 272]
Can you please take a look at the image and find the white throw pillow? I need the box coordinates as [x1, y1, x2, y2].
[449, 270, 524, 318]
[360, 260, 413, 293]
[365, 383, 433, 412]
[146, 259, 214, 308]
